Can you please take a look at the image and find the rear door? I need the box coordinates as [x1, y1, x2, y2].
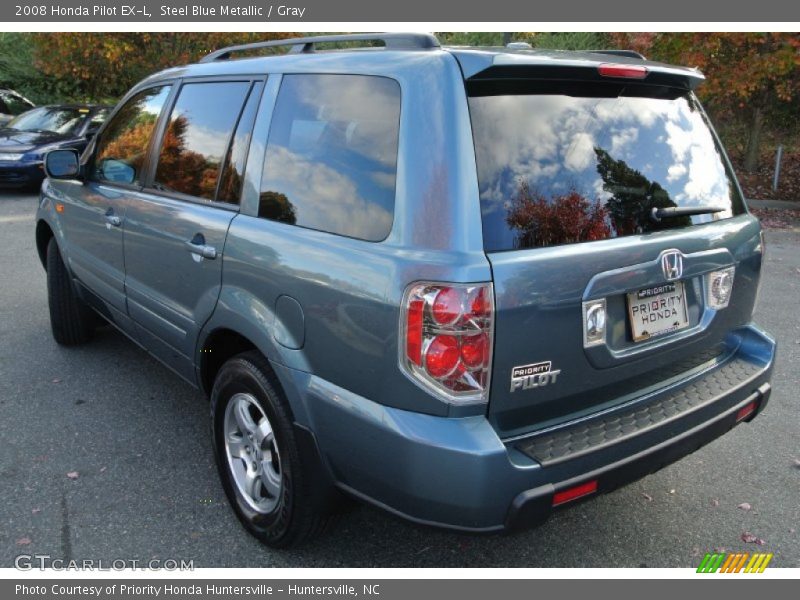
[122, 78, 262, 381]
[466, 73, 762, 438]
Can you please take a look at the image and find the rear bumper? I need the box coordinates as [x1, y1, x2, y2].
[279, 324, 775, 532]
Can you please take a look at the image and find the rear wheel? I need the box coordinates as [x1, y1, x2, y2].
[46, 237, 95, 345]
[210, 351, 334, 548]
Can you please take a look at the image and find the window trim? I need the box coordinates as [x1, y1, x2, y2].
[141, 74, 267, 210]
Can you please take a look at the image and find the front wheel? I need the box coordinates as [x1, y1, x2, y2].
[46, 237, 95, 345]
[210, 351, 334, 548]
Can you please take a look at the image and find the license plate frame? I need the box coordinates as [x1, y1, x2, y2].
[626, 282, 690, 343]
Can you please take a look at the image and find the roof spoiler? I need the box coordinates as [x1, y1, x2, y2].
[461, 53, 705, 92]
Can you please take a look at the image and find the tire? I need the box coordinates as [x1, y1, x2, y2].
[210, 351, 334, 548]
[46, 237, 95, 345]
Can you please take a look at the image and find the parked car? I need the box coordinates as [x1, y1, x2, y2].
[0, 104, 111, 189]
[0, 88, 35, 126]
[35, 34, 775, 548]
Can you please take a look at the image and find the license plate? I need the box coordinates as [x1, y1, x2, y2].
[627, 282, 689, 342]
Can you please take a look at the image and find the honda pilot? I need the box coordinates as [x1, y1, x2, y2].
[35, 34, 775, 548]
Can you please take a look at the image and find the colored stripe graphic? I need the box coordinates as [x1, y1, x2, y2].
[697, 552, 773, 573]
[720, 553, 736, 573]
[733, 553, 750, 573]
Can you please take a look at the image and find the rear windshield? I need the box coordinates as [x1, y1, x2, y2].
[469, 88, 746, 252]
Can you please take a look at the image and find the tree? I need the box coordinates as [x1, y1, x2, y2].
[30, 33, 299, 103]
[610, 33, 800, 172]
[594, 147, 690, 234]
[259, 191, 297, 225]
[506, 181, 611, 248]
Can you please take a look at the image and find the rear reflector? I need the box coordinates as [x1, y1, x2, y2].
[736, 401, 759, 422]
[552, 480, 598, 506]
[598, 63, 648, 79]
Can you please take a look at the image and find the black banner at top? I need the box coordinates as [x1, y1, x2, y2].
[3, 0, 800, 22]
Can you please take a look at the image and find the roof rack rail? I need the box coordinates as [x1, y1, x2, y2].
[588, 49, 647, 60]
[200, 33, 441, 63]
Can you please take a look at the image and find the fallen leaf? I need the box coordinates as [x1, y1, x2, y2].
[66, 471, 79, 480]
[31, 508, 41, 515]
[711, 498, 720, 507]
[642, 492, 653, 502]
[738, 502, 752, 511]
[669, 489, 676, 495]
[790, 528, 796, 534]
[16, 537, 32, 546]
[99, 466, 107, 473]
[793, 458, 800, 468]
[741, 532, 766, 545]
[52, 378, 61, 384]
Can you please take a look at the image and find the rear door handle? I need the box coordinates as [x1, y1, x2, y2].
[185, 235, 217, 260]
[104, 208, 121, 227]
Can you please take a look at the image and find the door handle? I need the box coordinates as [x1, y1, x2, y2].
[104, 208, 121, 227]
[185, 238, 217, 260]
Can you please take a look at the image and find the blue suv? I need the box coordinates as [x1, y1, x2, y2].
[35, 34, 775, 548]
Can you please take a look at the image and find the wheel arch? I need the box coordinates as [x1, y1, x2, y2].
[197, 287, 310, 410]
[36, 219, 55, 270]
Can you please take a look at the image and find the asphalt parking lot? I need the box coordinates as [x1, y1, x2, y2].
[1, 191, 798, 568]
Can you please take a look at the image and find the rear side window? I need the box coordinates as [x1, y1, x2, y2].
[258, 74, 401, 242]
[154, 81, 252, 201]
[93, 86, 171, 186]
[469, 88, 746, 252]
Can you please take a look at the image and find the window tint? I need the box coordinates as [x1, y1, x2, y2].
[469, 89, 745, 252]
[258, 74, 400, 241]
[1, 92, 33, 115]
[93, 86, 171, 185]
[154, 81, 251, 201]
[217, 82, 262, 205]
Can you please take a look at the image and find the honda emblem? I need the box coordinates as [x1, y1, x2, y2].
[661, 251, 684, 281]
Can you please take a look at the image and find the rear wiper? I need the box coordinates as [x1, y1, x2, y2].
[651, 205, 726, 221]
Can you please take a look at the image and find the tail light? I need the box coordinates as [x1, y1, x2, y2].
[400, 282, 494, 405]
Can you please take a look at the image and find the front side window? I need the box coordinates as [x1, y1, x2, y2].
[92, 86, 171, 185]
[153, 81, 251, 201]
[469, 87, 746, 252]
[258, 74, 401, 241]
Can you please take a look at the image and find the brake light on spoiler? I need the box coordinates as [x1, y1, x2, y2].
[598, 63, 648, 79]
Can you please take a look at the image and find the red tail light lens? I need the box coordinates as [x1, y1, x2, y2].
[598, 63, 648, 79]
[401, 282, 494, 405]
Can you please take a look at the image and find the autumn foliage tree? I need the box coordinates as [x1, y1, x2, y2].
[610, 33, 800, 172]
[506, 181, 611, 248]
[31, 33, 298, 102]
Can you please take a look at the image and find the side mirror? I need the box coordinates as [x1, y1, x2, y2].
[44, 149, 81, 180]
